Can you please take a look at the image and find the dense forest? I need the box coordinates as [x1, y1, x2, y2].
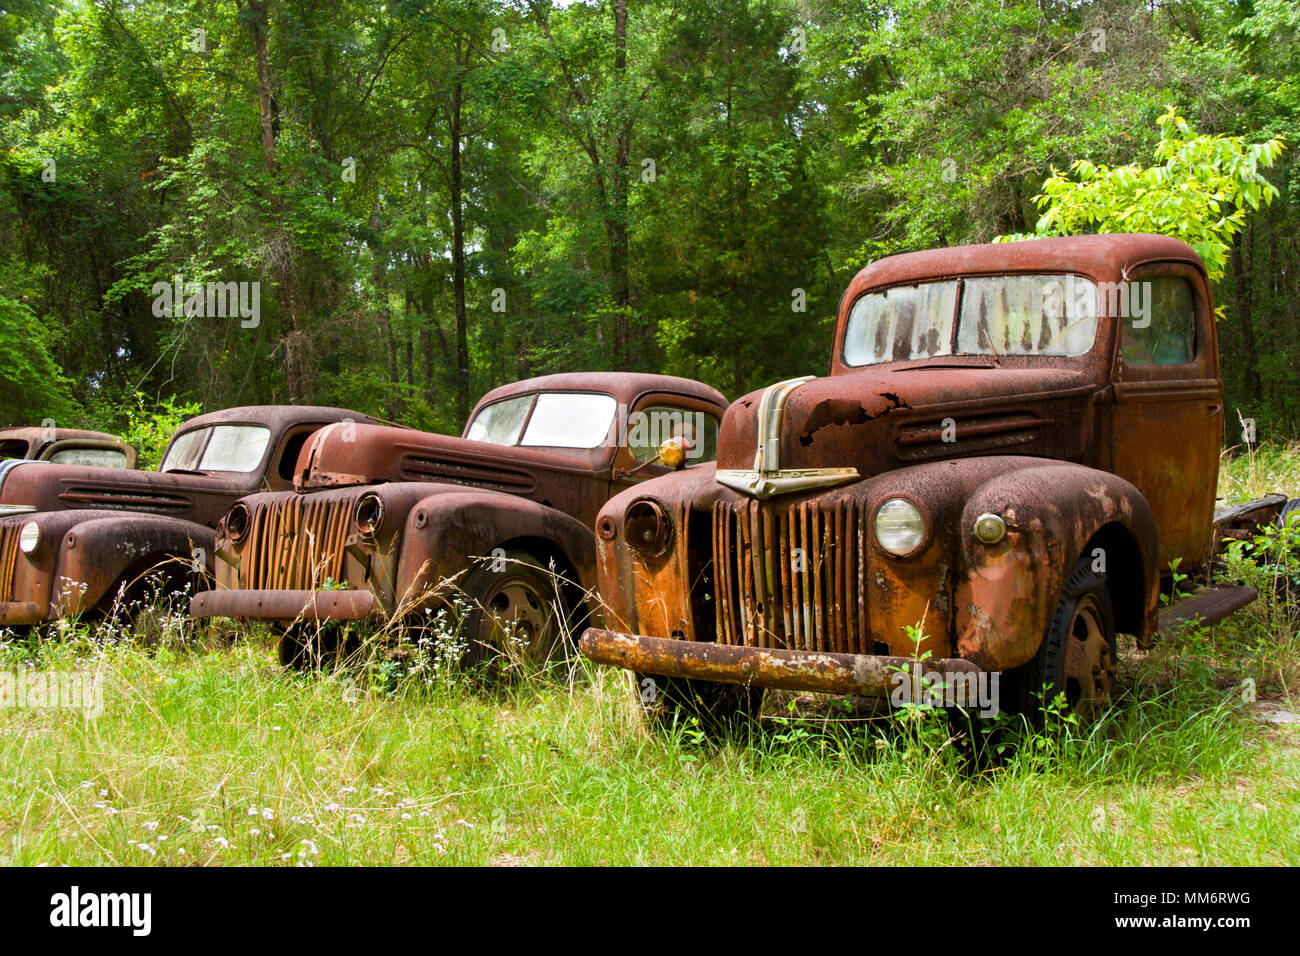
[1, 0, 1297, 439]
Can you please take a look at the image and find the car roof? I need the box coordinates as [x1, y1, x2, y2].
[470, 372, 727, 417]
[174, 405, 395, 432]
[845, 233, 1206, 295]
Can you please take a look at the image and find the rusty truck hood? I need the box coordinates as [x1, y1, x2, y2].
[296, 423, 607, 493]
[716, 364, 1099, 493]
[0, 460, 250, 522]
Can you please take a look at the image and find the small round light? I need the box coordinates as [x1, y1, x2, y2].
[354, 494, 385, 537]
[625, 499, 671, 558]
[973, 512, 1007, 545]
[226, 502, 251, 543]
[874, 498, 925, 556]
[18, 521, 41, 554]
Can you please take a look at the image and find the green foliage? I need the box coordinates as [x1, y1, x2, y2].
[0, 292, 77, 425]
[1011, 108, 1286, 281]
[122, 394, 201, 470]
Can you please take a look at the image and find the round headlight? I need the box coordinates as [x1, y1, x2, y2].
[354, 494, 385, 538]
[625, 499, 671, 558]
[874, 498, 925, 556]
[973, 512, 1007, 545]
[18, 521, 41, 554]
[225, 502, 251, 543]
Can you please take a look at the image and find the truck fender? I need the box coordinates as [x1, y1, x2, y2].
[50, 515, 215, 616]
[393, 490, 597, 613]
[954, 463, 1159, 671]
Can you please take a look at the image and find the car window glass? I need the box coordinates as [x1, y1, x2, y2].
[520, 393, 618, 449]
[465, 395, 533, 445]
[161, 428, 208, 472]
[49, 448, 129, 468]
[626, 405, 720, 464]
[198, 425, 271, 472]
[1120, 276, 1196, 365]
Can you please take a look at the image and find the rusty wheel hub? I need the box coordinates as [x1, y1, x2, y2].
[481, 577, 558, 664]
[1061, 592, 1115, 719]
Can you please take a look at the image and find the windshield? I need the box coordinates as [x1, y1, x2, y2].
[48, 447, 130, 468]
[843, 273, 1100, 366]
[160, 425, 271, 473]
[466, 392, 618, 449]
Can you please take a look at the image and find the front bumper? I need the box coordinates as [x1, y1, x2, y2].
[580, 628, 981, 697]
[0, 601, 43, 626]
[190, 589, 379, 622]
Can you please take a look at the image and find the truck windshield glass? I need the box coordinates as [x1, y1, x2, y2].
[466, 392, 618, 449]
[48, 448, 130, 468]
[843, 274, 1100, 366]
[161, 425, 271, 473]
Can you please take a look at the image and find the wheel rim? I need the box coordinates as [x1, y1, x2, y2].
[479, 576, 559, 664]
[1061, 592, 1115, 719]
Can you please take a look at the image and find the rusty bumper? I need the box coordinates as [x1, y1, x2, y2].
[0, 601, 43, 626]
[580, 628, 980, 697]
[190, 589, 379, 622]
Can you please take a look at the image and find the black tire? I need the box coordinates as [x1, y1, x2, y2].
[276, 623, 357, 670]
[1002, 556, 1117, 723]
[634, 672, 764, 736]
[458, 549, 574, 671]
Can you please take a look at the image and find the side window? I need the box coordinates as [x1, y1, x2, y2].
[626, 405, 720, 465]
[1120, 276, 1196, 366]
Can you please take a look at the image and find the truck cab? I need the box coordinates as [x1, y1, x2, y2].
[580, 234, 1256, 724]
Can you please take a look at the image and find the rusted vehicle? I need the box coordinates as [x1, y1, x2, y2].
[189, 373, 729, 666]
[581, 234, 1295, 725]
[0, 427, 137, 470]
[0, 406, 388, 628]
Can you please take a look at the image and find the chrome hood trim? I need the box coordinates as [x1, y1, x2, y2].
[716, 375, 860, 499]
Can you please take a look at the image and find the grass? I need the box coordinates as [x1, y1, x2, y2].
[0, 444, 1296, 866]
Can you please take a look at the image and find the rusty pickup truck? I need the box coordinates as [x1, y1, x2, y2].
[580, 234, 1295, 725]
[0, 427, 137, 469]
[0, 406, 389, 629]
[189, 373, 729, 667]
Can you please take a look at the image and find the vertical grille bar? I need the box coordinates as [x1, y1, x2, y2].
[712, 497, 866, 655]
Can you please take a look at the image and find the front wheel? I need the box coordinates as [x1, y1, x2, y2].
[459, 550, 574, 671]
[1002, 557, 1117, 723]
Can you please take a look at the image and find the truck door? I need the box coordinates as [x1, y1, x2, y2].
[1108, 263, 1222, 572]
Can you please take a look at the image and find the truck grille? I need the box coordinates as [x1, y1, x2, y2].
[240, 496, 353, 590]
[713, 498, 866, 653]
[0, 521, 20, 598]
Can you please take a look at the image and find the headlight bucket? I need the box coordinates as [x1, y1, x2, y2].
[873, 498, 927, 557]
[625, 499, 672, 558]
[225, 503, 251, 543]
[18, 521, 41, 554]
[354, 494, 385, 538]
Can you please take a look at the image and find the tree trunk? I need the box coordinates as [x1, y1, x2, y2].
[610, 0, 631, 369]
[450, 57, 471, 423]
[243, 0, 307, 402]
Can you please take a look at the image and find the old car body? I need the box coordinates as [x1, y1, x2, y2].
[0, 427, 137, 469]
[190, 373, 728, 662]
[0, 406, 388, 627]
[581, 234, 1270, 718]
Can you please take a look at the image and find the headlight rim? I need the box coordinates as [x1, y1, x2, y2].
[354, 493, 386, 539]
[225, 502, 251, 543]
[872, 495, 931, 559]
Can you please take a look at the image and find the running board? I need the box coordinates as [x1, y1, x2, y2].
[1156, 585, 1257, 638]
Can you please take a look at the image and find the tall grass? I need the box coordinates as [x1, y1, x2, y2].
[0, 443, 1295, 866]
